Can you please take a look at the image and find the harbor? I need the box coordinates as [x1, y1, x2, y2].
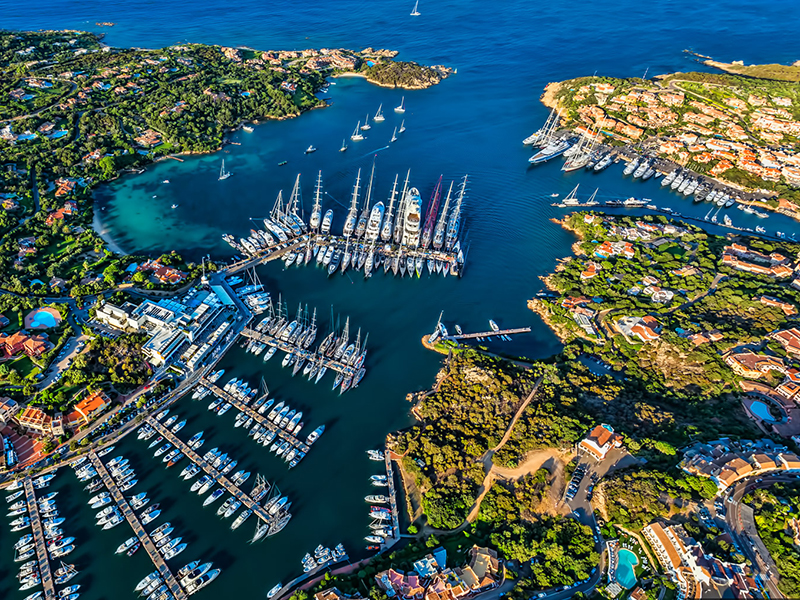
[197, 380, 313, 457]
[144, 416, 292, 536]
[22, 477, 56, 600]
[85, 452, 188, 600]
[220, 170, 468, 280]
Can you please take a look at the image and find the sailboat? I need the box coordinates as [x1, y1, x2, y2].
[395, 97, 406, 113]
[340, 139, 348, 152]
[398, 120, 406, 133]
[218, 160, 232, 181]
[374, 104, 385, 122]
[361, 115, 371, 131]
[351, 123, 364, 141]
[410, 1, 421, 16]
[390, 127, 398, 143]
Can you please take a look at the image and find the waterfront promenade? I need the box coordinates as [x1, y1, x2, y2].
[23, 478, 56, 600]
[146, 417, 282, 525]
[87, 452, 187, 600]
[198, 380, 310, 455]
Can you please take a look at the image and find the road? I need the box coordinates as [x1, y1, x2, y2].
[721, 473, 797, 600]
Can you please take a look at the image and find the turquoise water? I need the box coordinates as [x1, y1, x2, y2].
[616, 548, 639, 589]
[28, 309, 58, 329]
[5, 0, 800, 598]
[750, 400, 777, 422]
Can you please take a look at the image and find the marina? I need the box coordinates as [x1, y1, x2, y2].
[22, 477, 56, 600]
[144, 417, 292, 536]
[220, 170, 468, 281]
[85, 452, 188, 600]
[197, 379, 313, 457]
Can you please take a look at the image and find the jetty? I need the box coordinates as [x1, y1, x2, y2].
[223, 237, 307, 275]
[198, 380, 311, 454]
[240, 328, 358, 378]
[23, 478, 56, 600]
[448, 327, 532, 341]
[146, 417, 287, 526]
[384, 451, 400, 541]
[86, 452, 187, 600]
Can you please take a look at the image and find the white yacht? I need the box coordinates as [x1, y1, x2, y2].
[400, 188, 422, 247]
[365, 202, 385, 242]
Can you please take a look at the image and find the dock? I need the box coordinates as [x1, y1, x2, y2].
[23, 477, 56, 600]
[199, 380, 310, 454]
[223, 237, 307, 275]
[86, 452, 188, 600]
[447, 327, 532, 341]
[146, 417, 285, 526]
[384, 450, 400, 541]
[239, 328, 358, 378]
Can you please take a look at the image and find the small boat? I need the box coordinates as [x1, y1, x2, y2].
[267, 584, 283, 598]
[203, 488, 225, 507]
[340, 139, 348, 152]
[395, 96, 406, 112]
[278, 160, 288, 166]
[116, 536, 138, 554]
[305, 145, 317, 154]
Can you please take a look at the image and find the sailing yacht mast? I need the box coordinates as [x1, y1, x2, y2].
[357, 157, 376, 238]
[310, 171, 323, 231]
[445, 175, 468, 251]
[343, 169, 361, 238]
[381, 174, 399, 242]
[421, 175, 443, 249]
[393, 170, 410, 245]
[433, 180, 454, 250]
[270, 191, 284, 221]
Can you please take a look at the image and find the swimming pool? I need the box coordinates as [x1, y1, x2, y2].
[750, 400, 777, 422]
[616, 548, 639, 589]
[28, 309, 58, 329]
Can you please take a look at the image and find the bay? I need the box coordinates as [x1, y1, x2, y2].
[4, 0, 800, 598]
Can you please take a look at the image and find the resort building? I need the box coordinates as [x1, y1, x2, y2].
[680, 438, 800, 490]
[16, 406, 52, 435]
[456, 546, 501, 591]
[615, 315, 661, 343]
[66, 390, 110, 429]
[94, 288, 232, 368]
[0, 330, 50, 358]
[0, 397, 19, 426]
[579, 424, 623, 460]
[375, 568, 425, 599]
[724, 352, 787, 379]
[770, 328, 800, 356]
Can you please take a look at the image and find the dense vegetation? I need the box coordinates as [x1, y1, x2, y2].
[602, 468, 718, 530]
[477, 471, 598, 591]
[391, 351, 538, 529]
[363, 61, 448, 89]
[61, 333, 150, 391]
[745, 482, 800, 598]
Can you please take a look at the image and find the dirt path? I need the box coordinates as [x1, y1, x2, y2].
[424, 377, 559, 533]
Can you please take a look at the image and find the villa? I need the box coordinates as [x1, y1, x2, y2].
[579, 424, 623, 461]
[0, 330, 50, 358]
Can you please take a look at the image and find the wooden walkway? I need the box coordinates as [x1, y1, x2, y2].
[23, 478, 56, 600]
[448, 327, 531, 340]
[223, 237, 307, 275]
[87, 452, 187, 600]
[384, 451, 401, 541]
[240, 328, 357, 377]
[200, 381, 310, 454]
[146, 418, 282, 525]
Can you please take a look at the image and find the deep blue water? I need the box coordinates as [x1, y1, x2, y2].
[4, 1, 800, 599]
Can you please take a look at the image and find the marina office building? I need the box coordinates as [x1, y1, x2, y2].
[95, 287, 235, 369]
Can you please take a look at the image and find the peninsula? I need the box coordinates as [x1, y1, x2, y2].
[536, 65, 800, 215]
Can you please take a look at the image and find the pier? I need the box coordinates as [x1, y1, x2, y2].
[198, 380, 311, 454]
[86, 452, 187, 600]
[240, 328, 358, 378]
[384, 450, 400, 541]
[447, 327, 532, 341]
[23, 477, 56, 600]
[146, 417, 285, 525]
[223, 237, 307, 275]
